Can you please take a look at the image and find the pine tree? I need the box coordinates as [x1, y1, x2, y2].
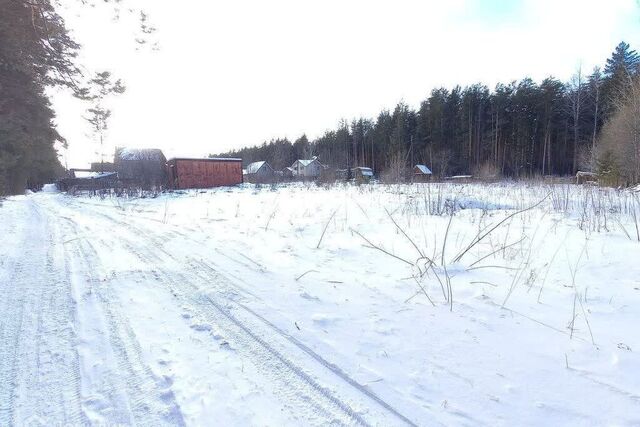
[0, 0, 78, 194]
[602, 41, 640, 116]
[604, 41, 640, 79]
[0, 1, 152, 195]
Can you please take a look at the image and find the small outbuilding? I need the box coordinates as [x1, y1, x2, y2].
[245, 161, 275, 183]
[576, 171, 598, 185]
[282, 167, 295, 179]
[351, 167, 374, 184]
[90, 162, 116, 173]
[413, 165, 433, 182]
[58, 171, 118, 192]
[115, 148, 167, 189]
[167, 157, 243, 189]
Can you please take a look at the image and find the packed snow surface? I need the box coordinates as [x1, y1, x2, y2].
[1, 182, 639, 426]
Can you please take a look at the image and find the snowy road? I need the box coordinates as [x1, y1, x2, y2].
[0, 193, 415, 426]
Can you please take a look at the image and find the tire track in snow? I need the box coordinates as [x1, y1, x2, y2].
[84, 200, 418, 426]
[128, 247, 369, 426]
[0, 199, 86, 426]
[0, 255, 27, 426]
[57, 198, 372, 425]
[190, 258, 420, 427]
[59, 196, 418, 426]
[22, 209, 85, 424]
[60, 214, 185, 427]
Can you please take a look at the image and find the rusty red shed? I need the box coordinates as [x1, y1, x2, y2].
[167, 157, 243, 189]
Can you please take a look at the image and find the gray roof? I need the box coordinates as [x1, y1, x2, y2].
[293, 158, 323, 167]
[353, 167, 374, 176]
[117, 148, 165, 161]
[246, 161, 272, 174]
[415, 165, 432, 175]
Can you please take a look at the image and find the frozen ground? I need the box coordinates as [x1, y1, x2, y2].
[1, 182, 639, 426]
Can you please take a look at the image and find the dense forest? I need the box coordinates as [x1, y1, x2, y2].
[0, 0, 77, 195]
[215, 42, 640, 183]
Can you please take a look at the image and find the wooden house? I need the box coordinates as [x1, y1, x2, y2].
[245, 161, 275, 183]
[351, 167, 374, 183]
[291, 157, 325, 179]
[115, 148, 167, 189]
[413, 165, 433, 182]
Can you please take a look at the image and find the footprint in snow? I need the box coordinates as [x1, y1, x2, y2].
[190, 323, 212, 332]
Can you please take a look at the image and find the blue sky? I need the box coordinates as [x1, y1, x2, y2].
[54, 0, 640, 166]
[465, 0, 524, 23]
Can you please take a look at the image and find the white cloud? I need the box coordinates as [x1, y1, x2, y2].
[53, 0, 640, 167]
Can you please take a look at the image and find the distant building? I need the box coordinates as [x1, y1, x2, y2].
[115, 148, 167, 189]
[291, 157, 325, 179]
[58, 171, 117, 192]
[413, 164, 433, 182]
[576, 171, 598, 185]
[167, 157, 243, 189]
[245, 161, 275, 183]
[351, 167, 374, 183]
[90, 162, 116, 173]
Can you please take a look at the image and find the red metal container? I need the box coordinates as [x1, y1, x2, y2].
[167, 158, 243, 189]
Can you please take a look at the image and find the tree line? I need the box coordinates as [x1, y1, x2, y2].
[0, 0, 77, 195]
[215, 42, 640, 183]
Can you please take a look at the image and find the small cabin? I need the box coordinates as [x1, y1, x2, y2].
[413, 165, 433, 182]
[351, 167, 374, 183]
[576, 171, 598, 185]
[115, 148, 167, 189]
[245, 161, 275, 183]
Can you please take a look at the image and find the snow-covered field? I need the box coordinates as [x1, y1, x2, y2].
[1, 182, 640, 426]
